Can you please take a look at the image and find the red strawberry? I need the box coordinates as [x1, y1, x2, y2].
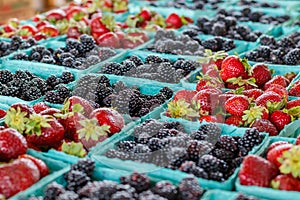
[271, 174, 300, 191]
[36, 21, 50, 30]
[122, 36, 144, 49]
[267, 143, 293, 167]
[19, 154, 49, 178]
[67, 96, 94, 118]
[34, 33, 47, 41]
[255, 92, 283, 110]
[0, 128, 27, 162]
[193, 88, 221, 114]
[90, 108, 125, 135]
[127, 32, 148, 42]
[218, 93, 236, 107]
[196, 78, 223, 91]
[166, 13, 183, 29]
[263, 75, 290, 90]
[18, 25, 38, 38]
[67, 26, 82, 39]
[287, 99, 300, 109]
[267, 141, 290, 153]
[199, 115, 218, 122]
[45, 9, 66, 21]
[266, 85, 288, 101]
[0, 109, 6, 118]
[296, 135, 300, 145]
[0, 158, 40, 198]
[9, 103, 34, 117]
[225, 115, 244, 126]
[289, 81, 300, 96]
[201, 50, 227, 72]
[139, 8, 152, 21]
[25, 114, 65, 148]
[2, 24, 16, 33]
[66, 6, 87, 21]
[97, 32, 121, 48]
[239, 155, 278, 187]
[38, 25, 59, 37]
[270, 110, 291, 131]
[220, 55, 249, 82]
[224, 95, 249, 117]
[40, 108, 61, 116]
[251, 119, 278, 136]
[242, 106, 269, 126]
[59, 112, 86, 142]
[173, 90, 197, 104]
[242, 89, 263, 100]
[205, 68, 220, 78]
[33, 103, 50, 114]
[250, 63, 272, 88]
[284, 72, 297, 83]
[90, 16, 110, 38]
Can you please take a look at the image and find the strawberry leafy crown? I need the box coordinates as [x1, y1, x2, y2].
[198, 49, 228, 64]
[4, 107, 29, 133]
[167, 100, 200, 120]
[278, 145, 300, 178]
[77, 118, 110, 141]
[61, 141, 87, 158]
[25, 114, 53, 136]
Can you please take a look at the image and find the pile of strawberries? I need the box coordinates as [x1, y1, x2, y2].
[166, 53, 300, 136]
[2, 96, 124, 156]
[239, 137, 300, 192]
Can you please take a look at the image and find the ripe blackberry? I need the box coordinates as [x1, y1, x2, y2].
[163, 136, 188, 149]
[111, 191, 133, 200]
[41, 55, 55, 64]
[20, 42, 31, 49]
[259, 35, 276, 46]
[120, 172, 151, 193]
[32, 46, 46, 54]
[148, 137, 163, 151]
[66, 38, 83, 51]
[121, 60, 136, 74]
[98, 47, 117, 60]
[217, 136, 239, 152]
[152, 181, 178, 200]
[212, 22, 227, 36]
[187, 140, 213, 161]
[97, 75, 111, 87]
[2, 86, 19, 97]
[179, 177, 204, 200]
[10, 36, 22, 50]
[0, 70, 13, 84]
[162, 121, 185, 131]
[238, 128, 263, 152]
[222, 40, 235, 51]
[44, 182, 65, 200]
[13, 52, 28, 60]
[133, 144, 151, 154]
[71, 158, 95, 177]
[77, 74, 97, 87]
[198, 154, 228, 173]
[80, 34, 96, 52]
[190, 130, 208, 141]
[211, 148, 237, 161]
[279, 37, 295, 48]
[127, 55, 144, 66]
[182, 29, 199, 37]
[60, 71, 74, 83]
[154, 129, 172, 139]
[145, 55, 163, 64]
[257, 46, 271, 58]
[116, 184, 138, 199]
[139, 190, 168, 200]
[231, 156, 244, 169]
[57, 191, 79, 200]
[95, 83, 112, 101]
[24, 86, 42, 100]
[167, 147, 188, 167]
[117, 141, 136, 152]
[284, 48, 300, 65]
[198, 123, 221, 144]
[181, 60, 198, 76]
[78, 180, 118, 199]
[137, 107, 150, 117]
[209, 171, 225, 182]
[101, 62, 122, 75]
[46, 75, 62, 89]
[235, 193, 259, 200]
[105, 149, 131, 160]
[202, 38, 220, 51]
[64, 170, 90, 192]
[245, 51, 259, 61]
[179, 161, 208, 178]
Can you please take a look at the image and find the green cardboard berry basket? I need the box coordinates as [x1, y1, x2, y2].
[8, 149, 70, 200]
[235, 137, 300, 200]
[201, 189, 264, 200]
[89, 118, 269, 191]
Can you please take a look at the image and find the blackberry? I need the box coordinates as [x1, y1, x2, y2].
[181, 60, 199, 76]
[257, 46, 271, 58]
[179, 177, 204, 200]
[284, 48, 300, 65]
[182, 29, 199, 37]
[71, 158, 95, 177]
[202, 38, 220, 51]
[66, 38, 83, 51]
[212, 22, 227, 36]
[24, 86, 42, 100]
[44, 182, 65, 200]
[64, 170, 90, 192]
[13, 52, 28, 60]
[60, 71, 75, 83]
[127, 55, 144, 66]
[162, 121, 185, 131]
[96, 83, 112, 101]
[190, 130, 208, 141]
[235, 193, 259, 200]
[0, 70, 13, 84]
[133, 144, 151, 154]
[57, 191, 79, 200]
[279, 37, 295, 48]
[152, 181, 178, 200]
[137, 107, 150, 117]
[32, 46, 46, 54]
[198, 154, 228, 173]
[117, 141, 136, 152]
[148, 137, 163, 151]
[29, 52, 42, 61]
[98, 47, 117, 60]
[154, 129, 172, 139]
[77, 74, 97, 87]
[19, 42, 31, 49]
[41, 55, 55, 64]
[79, 34, 96, 52]
[179, 161, 208, 178]
[2, 86, 19, 97]
[116, 184, 138, 199]
[111, 191, 133, 200]
[139, 190, 168, 200]
[145, 55, 163, 64]
[187, 140, 213, 161]
[121, 60, 136, 74]
[167, 147, 188, 167]
[209, 171, 225, 182]
[222, 40, 235, 51]
[260, 35, 276, 46]
[44, 91, 63, 104]
[211, 148, 237, 161]
[163, 136, 188, 149]
[120, 172, 151, 193]
[105, 149, 131, 160]
[78, 180, 117, 199]
[245, 51, 259, 61]
[217, 136, 239, 152]
[231, 157, 244, 169]
[97, 75, 111, 86]
[101, 62, 122, 75]
[238, 128, 263, 152]
[198, 123, 221, 144]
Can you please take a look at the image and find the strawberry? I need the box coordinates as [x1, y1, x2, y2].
[250, 63, 272, 88]
[67, 96, 94, 118]
[97, 32, 121, 48]
[242, 89, 263, 100]
[263, 75, 290, 90]
[225, 115, 244, 126]
[266, 85, 288, 101]
[287, 99, 300, 109]
[122, 35, 144, 49]
[196, 77, 223, 91]
[166, 100, 200, 121]
[40, 108, 61, 116]
[242, 106, 269, 126]
[218, 93, 236, 107]
[0, 109, 6, 118]
[193, 88, 221, 114]
[255, 92, 284, 111]
[296, 135, 300, 145]
[284, 72, 297, 83]
[139, 8, 152, 21]
[2, 24, 16, 33]
[25, 114, 65, 148]
[166, 13, 184, 29]
[45, 9, 66, 22]
[66, 6, 87, 21]
[204, 68, 220, 78]
[57, 141, 87, 157]
[18, 25, 38, 38]
[267, 141, 290, 152]
[90, 108, 125, 135]
[33, 103, 50, 114]
[270, 110, 291, 131]
[251, 119, 278, 136]
[67, 27, 82, 39]
[9, 103, 34, 117]
[34, 33, 47, 41]
[0, 128, 27, 162]
[224, 95, 249, 117]
[0, 158, 40, 198]
[278, 145, 300, 178]
[239, 155, 278, 187]
[90, 16, 111, 39]
[59, 112, 86, 142]
[220, 55, 250, 82]
[173, 90, 197, 104]
[267, 143, 293, 167]
[19, 154, 49, 178]
[289, 81, 300, 97]
[36, 21, 50, 29]
[201, 50, 228, 72]
[199, 115, 218, 123]
[271, 174, 300, 191]
[38, 25, 59, 37]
